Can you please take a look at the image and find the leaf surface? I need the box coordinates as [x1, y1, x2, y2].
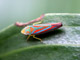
[0, 13, 80, 60]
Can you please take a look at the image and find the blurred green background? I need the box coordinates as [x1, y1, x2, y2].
[0, 0, 80, 30]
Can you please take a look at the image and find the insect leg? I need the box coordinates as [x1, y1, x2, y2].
[33, 35, 42, 42]
[27, 35, 31, 41]
[33, 20, 43, 25]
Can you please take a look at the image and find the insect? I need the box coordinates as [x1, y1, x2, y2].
[21, 20, 62, 42]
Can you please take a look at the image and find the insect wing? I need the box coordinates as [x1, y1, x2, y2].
[32, 23, 62, 35]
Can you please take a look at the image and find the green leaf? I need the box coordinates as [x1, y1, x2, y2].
[0, 13, 80, 60]
[0, 45, 80, 60]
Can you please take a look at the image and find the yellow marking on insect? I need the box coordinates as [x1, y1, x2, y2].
[21, 29, 25, 34]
